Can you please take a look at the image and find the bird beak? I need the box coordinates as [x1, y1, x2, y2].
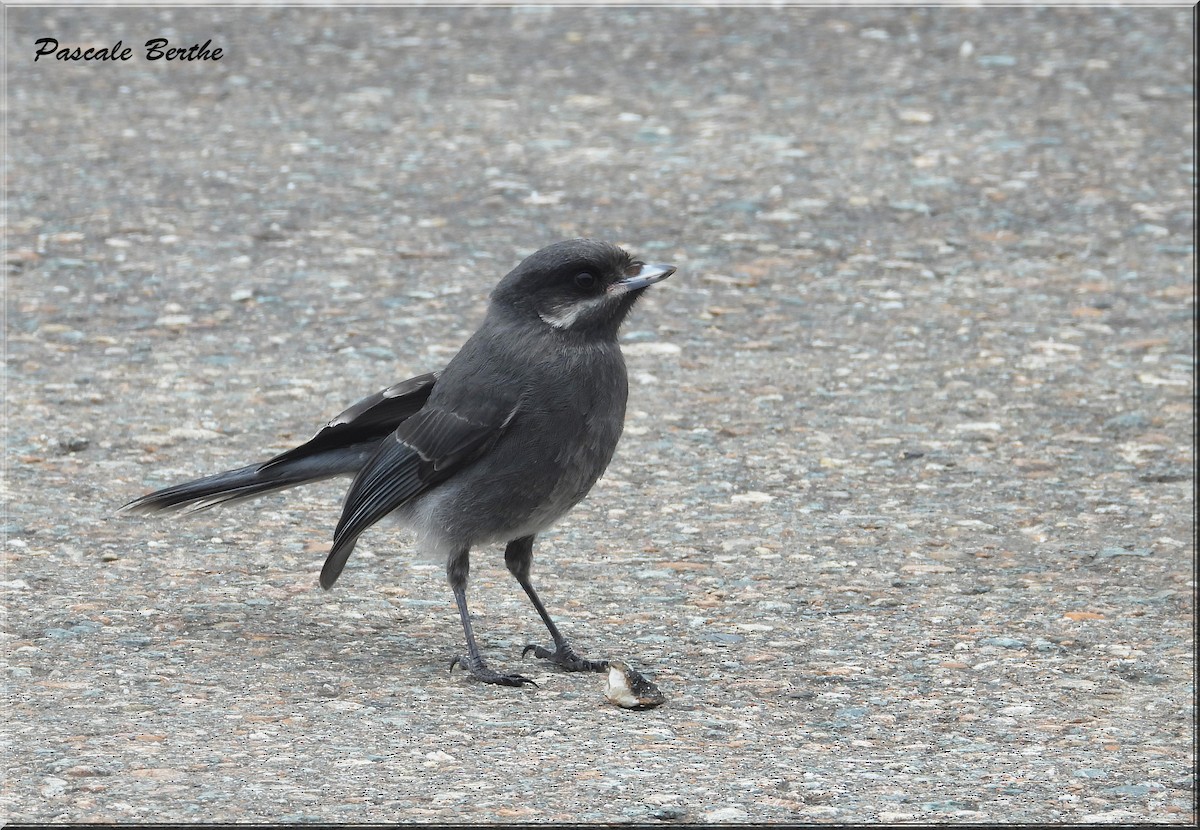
[611, 261, 676, 293]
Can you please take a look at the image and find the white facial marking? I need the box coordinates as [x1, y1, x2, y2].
[538, 293, 612, 330]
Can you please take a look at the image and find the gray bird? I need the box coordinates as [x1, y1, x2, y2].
[122, 238, 675, 686]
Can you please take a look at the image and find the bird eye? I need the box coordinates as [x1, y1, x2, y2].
[574, 272, 597, 290]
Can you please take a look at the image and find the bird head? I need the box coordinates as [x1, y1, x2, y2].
[490, 239, 675, 338]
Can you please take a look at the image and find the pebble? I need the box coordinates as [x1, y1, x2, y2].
[62, 765, 110, 778]
[703, 806, 749, 822]
[698, 632, 744, 644]
[40, 777, 68, 798]
[980, 637, 1026, 649]
[652, 806, 687, 820]
[153, 314, 194, 327]
[622, 342, 682, 356]
[1096, 547, 1152, 559]
[117, 634, 153, 648]
[167, 427, 222, 441]
[889, 200, 931, 215]
[56, 436, 90, 453]
[1078, 810, 1143, 823]
[731, 491, 773, 504]
[358, 347, 397, 361]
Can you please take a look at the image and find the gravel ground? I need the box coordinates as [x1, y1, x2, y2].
[4, 4, 1195, 824]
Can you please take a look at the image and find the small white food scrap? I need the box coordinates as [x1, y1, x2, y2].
[604, 660, 666, 710]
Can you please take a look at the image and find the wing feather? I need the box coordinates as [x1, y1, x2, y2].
[121, 375, 438, 515]
[319, 394, 520, 588]
[262, 372, 438, 470]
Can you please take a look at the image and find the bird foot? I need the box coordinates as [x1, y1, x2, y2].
[449, 654, 537, 687]
[522, 642, 609, 673]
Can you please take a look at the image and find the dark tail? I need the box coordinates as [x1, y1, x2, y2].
[123, 373, 440, 517]
[121, 446, 376, 515]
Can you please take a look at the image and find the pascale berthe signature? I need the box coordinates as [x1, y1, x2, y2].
[34, 38, 223, 62]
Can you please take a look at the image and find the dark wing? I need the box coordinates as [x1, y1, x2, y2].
[261, 372, 439, 470]
[319, 394, 521, 589]
[122, 372, 440, 514]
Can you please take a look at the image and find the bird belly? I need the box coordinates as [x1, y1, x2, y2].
[398, 342, 628, 557]
[402, 408, 620, 554]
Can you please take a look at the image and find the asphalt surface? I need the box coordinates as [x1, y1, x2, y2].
[4, 4, 1195, 824]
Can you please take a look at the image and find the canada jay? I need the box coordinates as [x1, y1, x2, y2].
[123, 238, 675, 686]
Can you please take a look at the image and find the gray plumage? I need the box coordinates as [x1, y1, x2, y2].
[123, 238, 675, 686]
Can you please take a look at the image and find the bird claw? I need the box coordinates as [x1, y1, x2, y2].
[449, 654, 537, 687]
[522, 642, 609, 673]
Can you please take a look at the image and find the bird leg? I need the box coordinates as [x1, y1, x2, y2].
[446, 548, 535, 687]
[505, 536, 609, 673]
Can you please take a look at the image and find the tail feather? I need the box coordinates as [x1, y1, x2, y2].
[121, 446, 376, 515]
[123, 374, 438, 521]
